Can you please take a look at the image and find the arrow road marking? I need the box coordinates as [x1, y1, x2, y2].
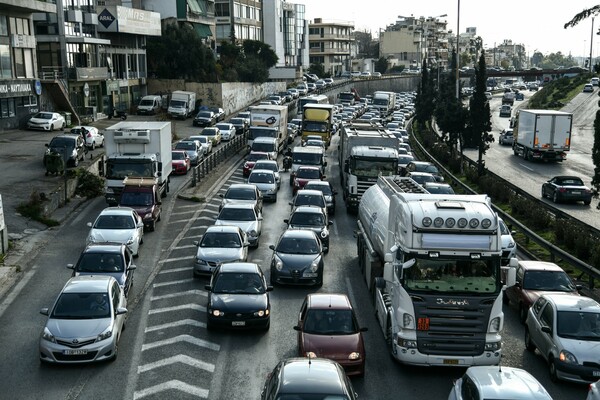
[148, 304, 206, 315]
[145, 318, 206, 333]
[133, 379, 209, 399]
[142, 334, 220, 352]
[137, 354, 215, 374]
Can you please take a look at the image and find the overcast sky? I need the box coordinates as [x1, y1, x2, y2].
[293, 0, 600, 58]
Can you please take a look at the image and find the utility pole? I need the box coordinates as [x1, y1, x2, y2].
[455, 0, 460, 99]
[590, 17, 595, 73]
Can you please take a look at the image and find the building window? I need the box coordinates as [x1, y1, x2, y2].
[0, 45, 11, 78]
[215, 3, 230, 17]
[0, 16, 7, 36]
[0, 98, 16, 118]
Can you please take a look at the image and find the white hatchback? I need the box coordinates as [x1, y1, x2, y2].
[86, 207, 144, 257]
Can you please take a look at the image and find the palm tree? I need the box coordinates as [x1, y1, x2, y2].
[564, 5, 600, 28]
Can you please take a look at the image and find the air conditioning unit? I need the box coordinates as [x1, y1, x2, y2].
[84, 13, 98, 25]
[114, 130, 151, 144]
[66, 10, 83, 23]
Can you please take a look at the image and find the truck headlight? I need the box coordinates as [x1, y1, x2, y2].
[484, 342, 501, 351]
[403, 313, 415, 329]
[397, 337, 417, 348]
[489, 317, 501, 333]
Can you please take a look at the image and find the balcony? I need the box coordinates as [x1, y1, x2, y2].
[68, 67, 108, 81]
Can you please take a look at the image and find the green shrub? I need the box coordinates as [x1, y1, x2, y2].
[75, 169, 104, 199]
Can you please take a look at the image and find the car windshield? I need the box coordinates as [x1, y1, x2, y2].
[216, 124, 230, 130]
[295, 194, 325, 208]
[226, 188, 256, 200]
[306, 140, 324, 147]
[200, 232, 241, 248]
[172, 152, 187, 160]
[201, 129, 218, 136]
[94, 215, 135, 229]
[34, 112, 54, 120]
[410, 174, 436, 184]
[557, 178, 584, 186]
[425, 185, 454, 194]
[297, 169, 320, 179]
[76, 253, 124, 272]
[305, 184, 332, 196]
[254, 162, 277, 172]
[290, 212, 323, 227]
[120, 191, 153, 207]
[522, 271, 576, 291]
[292, 153, 322, 165]
[557, 311, 600, 340]
[194, 137, 208, 143]
[246, 153, 268, 162]
[276, 237, 320, 254]
[303, 309, 357, 335]
[218, 208, 256, 222]
[175, 142, 196, 150]
[49, 137, 76, 149]
[212, 272, 265, 294]
[398, 156, 414, 165]
[197, 111, 212, 118]
[249, 172, 274, 184]
[230, 118, 244, 125]
[52, 292, 111, 319]
[424, 165, 440, 174]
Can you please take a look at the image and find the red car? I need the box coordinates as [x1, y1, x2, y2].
[243, 151, 271, 177]
[292, 166, 325, 194]
[503, 260, 581, 323]
[293, 293, 367, 376]
[172, 150, 191, 175]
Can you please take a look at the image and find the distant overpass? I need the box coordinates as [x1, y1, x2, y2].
[459, 67, 588, 79]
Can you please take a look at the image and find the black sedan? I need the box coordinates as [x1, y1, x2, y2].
[205, 262, 272, 330]
[269, 229, 324, 287]
[541, 175, 592, 205]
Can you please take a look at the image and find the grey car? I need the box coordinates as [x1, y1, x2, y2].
[284, 206, 332, 252]
[253, 160, 281, 189]
[525, 293, 600, 383]
[193, 225, 249, 277]
[269, 229, 324, 287]
[39, 275, 127, 363]
[215, 204, 263, 248]
[219, 183, 263, 212]
[304, 181, 337, 216]
[247, 169, 278, 202]
[175, 140, 202, 165]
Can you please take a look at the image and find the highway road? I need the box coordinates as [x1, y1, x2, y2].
[0, 121, 590, 399]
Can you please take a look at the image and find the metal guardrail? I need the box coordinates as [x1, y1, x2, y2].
[190, 132, 249, 188]
[408, 123, 600, 289]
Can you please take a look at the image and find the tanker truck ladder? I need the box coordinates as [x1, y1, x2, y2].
[379, 176, 430, 195]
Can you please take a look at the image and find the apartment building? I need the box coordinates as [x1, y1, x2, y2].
[308, 18, 354, 77]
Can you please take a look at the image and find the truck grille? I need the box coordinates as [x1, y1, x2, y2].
[356, 180, 377, 199]
[413, 295, 494, 356]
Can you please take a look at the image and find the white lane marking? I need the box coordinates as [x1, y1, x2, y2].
[153, 278, 194, 287]
[145, 319, 206, 333]
[137, 354, 214, 374]
[196, 216, 215, 221]
[148, 304, 206, 315]
[141, 334, 220, 351]
[151, 290, 206, 301]
[518, 163, 534, 171]
[0, 270, 35, 318]
[331, 219, 338, 236]
[169, 218, 195, 224]
[189, 225, 210, 230]
[158, 256, 191, 264]
[133, 380, 209, 400]
[158, 267, 190, 274]
[173, 244, 196, 250]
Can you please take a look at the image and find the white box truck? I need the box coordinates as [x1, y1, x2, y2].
[167, 90, 196, 119]
[103, 121, 173, 205]
[357, 175, 511, 367]
[512, 109, 573, 162]
[248, 104, 289, 153]
[372, 91, 396, 117]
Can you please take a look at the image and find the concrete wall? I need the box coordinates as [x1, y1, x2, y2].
[147, 80, 287, 115]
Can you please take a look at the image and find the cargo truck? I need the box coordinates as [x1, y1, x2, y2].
[248, 105, 289, 153]
[119, 177, 162, 231]
[103, 121, 172, 206]
[357, 175, 512, 367]
[512, 109, 573, 162]
[372, 91, 396, 117]
[167, 90, 196, 119]
[301, 103, 335, 147]
[338, 124, 399, 212]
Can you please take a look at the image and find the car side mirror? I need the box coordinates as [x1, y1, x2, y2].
[193, 240, 200, 246]
[269, 245, 275, 250]
[266, 285, 274, 292]
[257, 217, 263, 221]
[323, 161, 328, 167]
[321, 176, 326, 180]
[541, 326, 552, 334]
[66, 264, 74, 270]
[288, 202, 293, 206]
[328, 221, 334, 226]
[576, 284, 583, 291]
[283, 219, 289, 224]
[128, 265, 137, 271]
[205, 285, 212, 291]
[333, 190, 338, 195]
[87, 222, 93, 227]
[116, 307, 128, 315]
[293, 325, 301, 331]
[40, 307, 49, 316]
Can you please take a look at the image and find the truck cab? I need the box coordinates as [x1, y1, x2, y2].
[119, 177, 162, 231]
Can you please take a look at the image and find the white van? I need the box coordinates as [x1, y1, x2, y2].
[250, 137, 278, 161]
[137, 95, 162, 115]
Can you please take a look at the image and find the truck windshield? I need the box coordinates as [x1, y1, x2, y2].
[373, 98, 389, 106]
[351, 158, 397, 177]
[106, 160, 153, 180]
[170, 100, 186, 108]
[139, 99, 154, 106]
[249, 127, 277, 140]
[402, 257, 501, 294]
[339, 93, 355, 101]
[303, 121, 327, 132]
[292, 152, 322, 165]
[251, 143, 275, 153]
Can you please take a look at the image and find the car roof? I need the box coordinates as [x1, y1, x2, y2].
[465, 366, 552, 400]
[252, 136, 277, 143]
[542, 293, 600, 312]
[297, 166, 321, 171]
[250, 169, 275, 175]
[293, 146, 323, 154]
[62, 275, 115, 294]
[82, 243, 126, 253]
[219, 262, 260, 274]
[295, 189, 324, 197]
[99, 207, 135, 216]
[254, 160, 277, 166]
[552, 175, 584, 181]
[220, 203, 256, 210]
[423, 182, 451, 188]
[205, 225, 242, 233]
[304, 181, 330, 188]
[409, 161, 433, 166]
[517, 260, 564, 272]
[293, 206, 325, 214]
[227, 183, 258, 191]
[277, 358, 347, 395]
[280, 229, 319, 240]
[306, 293, 352, 310]
[408, 171, 435, 177]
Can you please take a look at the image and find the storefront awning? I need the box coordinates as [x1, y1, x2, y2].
[193, 23, 213, 38]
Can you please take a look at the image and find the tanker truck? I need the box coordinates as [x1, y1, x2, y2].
[357, 175, 514, 367]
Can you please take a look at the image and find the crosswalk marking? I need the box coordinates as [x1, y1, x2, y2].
[152, 278, 193, 287]
[150, 290, 205, 301]
[158, 267, 190, 274]
[158, 256, 191, 264]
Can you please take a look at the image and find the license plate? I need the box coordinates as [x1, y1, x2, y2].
[232, 321, 245, 326]
[63, 349, 88, 355]
[443, 359, 459, 365]
[571, 191, 581, 195]
[303, 273, 318, 278]
[594, 371, 600, 377]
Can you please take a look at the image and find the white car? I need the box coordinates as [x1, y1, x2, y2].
[215, 122, 236, 141]
[86, 207, 144, 257]
[588, 380, 600, 400]
[71, 126, 104, 150]
[27, 112, 66, 131]
[448, 366, 552, 400]
[215, 204, 263, 248]
[499, 218, 516, 264]
[189, 135, 213, 155]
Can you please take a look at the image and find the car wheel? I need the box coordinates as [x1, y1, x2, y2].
[541, 188, 546, 198]
[549, 357, 559, 382]
[518, 303, 527, 324]
[524, 328, 536, 352]
[552, 191, 559, 204]
[73, 157, 79, 167]
[110, 339, 119, 362]
[585, 199, 591, 205]
[91, 141, 96, 151]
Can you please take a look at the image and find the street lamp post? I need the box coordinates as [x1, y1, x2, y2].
[589, 17, 595, 72]
[455, 0, 460, 99]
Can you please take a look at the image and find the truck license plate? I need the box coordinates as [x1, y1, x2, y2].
[232, 321, 245, 326]
[443, 359, 459, 365]
[64, 349, 88, 355]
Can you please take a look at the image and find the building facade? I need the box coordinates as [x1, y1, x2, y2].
[308, 18, 353, 77]
[214, 0, 262, 49]
[0, 0, 56, 130]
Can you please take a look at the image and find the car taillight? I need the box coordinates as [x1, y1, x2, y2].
[558, 188, 567, 193]
[87, 132, 92, 137]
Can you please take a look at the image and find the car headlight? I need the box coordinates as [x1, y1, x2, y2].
[87, 235, 97, 244]
[253, 309, 269, 317]
[196, 258, 208, 266]
[248, 230, 258, 237]
[126, 237, 134, 245]
[274, 256, 283, 271]
[489, 317, 501, 333]
[105, 188, 115, 194]
[143, 214, 153, 221]
[211, 309, 224, 317]
[310, 257, 320, 272]
[559, 350, 578, 364]
[348, 352, 361, 360]
[96, 329, 113, 342]
[403, 313, 415, 329]
[320, 229, 329, 239]
[41, 327, 56, 343]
